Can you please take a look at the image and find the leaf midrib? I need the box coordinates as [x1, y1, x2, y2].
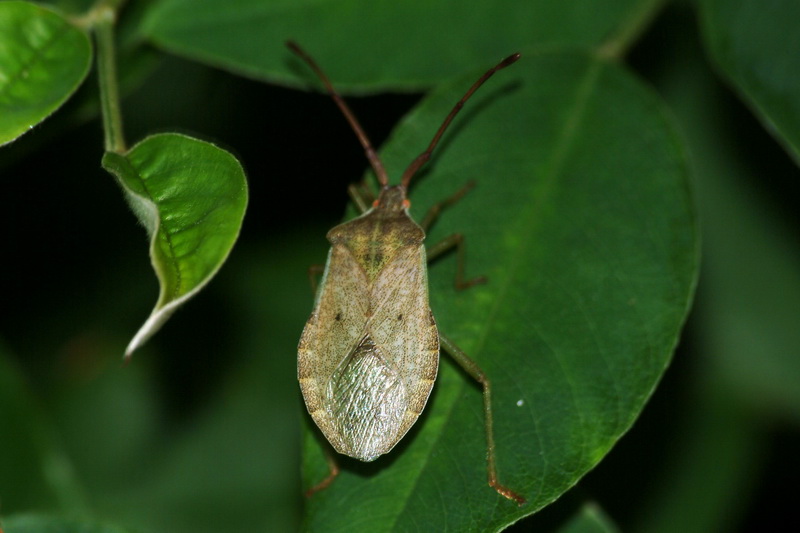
[385, 57, 606, 532]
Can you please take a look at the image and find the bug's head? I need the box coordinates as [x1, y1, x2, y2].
[374, 185, 411, 215]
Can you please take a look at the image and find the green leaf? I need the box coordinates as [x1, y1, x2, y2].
[557, 503, 620, 533]
[2, 514, 133, 533]
[301, 52, 697, 530]
[102, 133, 248, 357]
[141, 0, 656, 91]
[0, 343, 85, 514]
[0, 1, 92, 145]
[699, 0, 800, 161]
[678, 5, 800, 422]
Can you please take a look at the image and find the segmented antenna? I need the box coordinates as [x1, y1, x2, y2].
[288, 42, 520, 190]
[287, 41, 390, 187]
[400, 53, 520, 188]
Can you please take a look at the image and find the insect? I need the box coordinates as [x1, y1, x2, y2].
[290, 41, 524, 505]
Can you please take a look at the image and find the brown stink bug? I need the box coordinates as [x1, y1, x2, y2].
[291, 42, 524, 505]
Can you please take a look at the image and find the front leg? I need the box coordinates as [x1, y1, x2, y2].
[419, 180, 476, 232]
[421, 180, 485, 289]
[427, 233, 487, 290]
[347, 180, 375, 214]
[307, 264, 325, 295]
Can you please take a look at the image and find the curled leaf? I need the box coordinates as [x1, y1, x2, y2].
[102, 133, 248, 358]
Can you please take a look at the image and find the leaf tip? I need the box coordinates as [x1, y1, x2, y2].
[123, 337, 142, 362]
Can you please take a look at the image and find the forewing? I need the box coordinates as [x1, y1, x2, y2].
[368, 245, 439, 440]
[298, 245, 369, 450]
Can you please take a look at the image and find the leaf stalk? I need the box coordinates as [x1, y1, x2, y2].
[598, 0, 666, 59]
[92, 0, 127, 153]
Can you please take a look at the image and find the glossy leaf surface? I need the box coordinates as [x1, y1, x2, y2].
[301, 51, 697, 531]
[102, 133, 248, 357]
[0, 1, 91, 145]
[141, 0, 657, 91]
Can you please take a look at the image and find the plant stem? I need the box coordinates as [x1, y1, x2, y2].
[597, 0, 667, 60]
[94, 4, 126, 153]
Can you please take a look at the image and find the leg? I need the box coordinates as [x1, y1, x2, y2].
[348, 180, 375, 214]
[426, 233, 487, 290]
[439, 334, 526, 506]
[420, 180, 475, 232]
[422, 180, 486, 289]
[307, 264, 324, 295]
[304, 444, 341, 497]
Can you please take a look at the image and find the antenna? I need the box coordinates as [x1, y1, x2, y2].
[287, 41, 390, 187]
[400, 53, 520, 188]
